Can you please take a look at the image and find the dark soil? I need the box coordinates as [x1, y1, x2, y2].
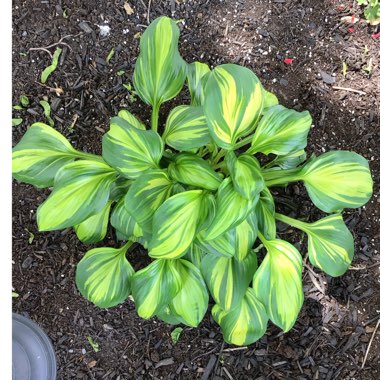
[12, 0, 380, 379]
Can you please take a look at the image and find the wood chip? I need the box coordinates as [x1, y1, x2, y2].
[155, 357, 174, 369]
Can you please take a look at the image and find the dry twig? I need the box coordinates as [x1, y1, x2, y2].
[332, 86, 366, 95]
[361, 318, 380, 369]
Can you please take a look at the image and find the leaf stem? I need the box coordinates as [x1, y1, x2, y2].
[257, 231, 269, 246]
[212, 149, 227, 165]
[234, 135, 253, 150]
[120, 241, 133, 254]
[262, 167, 302, 187]
[151, 104, 160, 132]
[275, 213, 307, 231]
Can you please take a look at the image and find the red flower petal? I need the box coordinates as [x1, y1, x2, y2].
[347, 27, 354, 33]
[283, 58, 294, 65]
[372, 32, 380, 39]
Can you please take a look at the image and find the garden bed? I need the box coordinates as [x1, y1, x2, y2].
[12, 0, 379, 379]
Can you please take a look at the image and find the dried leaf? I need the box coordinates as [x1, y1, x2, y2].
[124, 2, 134, 15]
[340, 16, 360, 24]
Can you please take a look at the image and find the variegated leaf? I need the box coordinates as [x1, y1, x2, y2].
[263, 89, 279, 111]
[203, 64, 264, 149]
[184, 244, 207, 270]
[163, 105, 211, 151]
[168, 260, 209, 327]
[266, 149, 307, 170]
[196, 228, 235, 258]
[76, 243, 134, 308]
[205, 178, 258, 240]
[102, 116, 163, 179]
[131, 259, 182, 319]
[212, 288, 268, 346]
[124, 169, 173, 235]
[234, 213, 258, 262]
[187, 61, 210, 106]
[201, 251, 257, 311]
[149, 190, 207, 259]
[226, 151, 264, 199]
[12, 122, 80, 187]
[300, 151, 373, 212]
[250, 105, 312, 155]
[133, 16, 187, 108]
[110, 198, 143, 239]
[37, 160, 117, 231]
[276, 213, 354, 277]
[75, 201, 112, 244]
[168, 153, 222, 191]
[255, 187, 276, 240]
[118, 109, 146, 130]
[253, 238, 303, 332]
[196, 212, 257, 261]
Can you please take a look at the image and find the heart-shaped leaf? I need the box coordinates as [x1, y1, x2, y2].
[203, 64, 264, 149]
[212, 288, 268, 346]
[76, 244, 134, 308]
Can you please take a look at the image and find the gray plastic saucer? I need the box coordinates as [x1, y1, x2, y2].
[12, 313, 56, 380]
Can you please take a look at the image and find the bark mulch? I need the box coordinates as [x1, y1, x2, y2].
[12, 0, 379, 379]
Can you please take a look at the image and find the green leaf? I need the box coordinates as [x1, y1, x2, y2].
[117, 109, 146, 130]
[205, 178, 258, 240]
[196, 212, 257, 261]
[365, 3, 380, 24]
[131, 259, 182, 319]
[37, 160, 117, 231]
[262, 89, 278, 111]
[184, 244, 207, 270]
[253, 237, 303, 332]
[300, 151, 373, 213]
[168, 260, 209, 327]
[149, 190, 207, 259]
[255, 187, 276, 240]
[226, 151, 265, 199]
[212, 288, 268, 346]
[41, 47, 62, 84]
[102, 116, 163, 179]
[106, 47, 115, 64]
[234, 213, 258, 262]
[12, 122, 78, 187]
[20, 95, 29, 107]
[12, 118, 23, 126]
[163, 105, 211, 151]
[39, 100, 54, 127]
[171, 327, 183, 344]
[86, 336, 100, 352]
[168, 153, 222, 191]
[133, 16, 187, 108]
[110, 197, 144, 239]
[276, 213, 354, 277]
[266, 149, 307, 170]
[76, 243, 134, 308]
[250, 105, 312, 155]
[201, 251, 257, 311]
[12, 291, 20, 298]
[124, 169, 173, 235]
[203, 64, 264, 149]
[74, 201, 112, 244]
[187, 61, 210, 106]
[196, 228, 235, 258]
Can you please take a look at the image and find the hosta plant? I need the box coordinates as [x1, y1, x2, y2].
[12, 16, 373, 346]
